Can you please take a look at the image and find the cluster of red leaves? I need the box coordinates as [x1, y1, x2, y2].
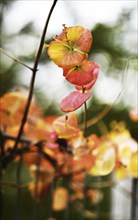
[47, 25, 100, 112]
[0, 89, 137, 206]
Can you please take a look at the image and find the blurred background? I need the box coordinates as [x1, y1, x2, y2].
[0, 0, 138, 220]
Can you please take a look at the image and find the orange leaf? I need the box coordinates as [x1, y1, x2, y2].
[0, 89, 41, 128]
[53, 113, 80, 139]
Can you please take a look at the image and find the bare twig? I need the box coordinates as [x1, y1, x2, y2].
[6, 1, 58, 220]
[0, 131, 31, 145]
[0, 48, 33, 71]
[83, 101, 87, 136]
[13, 0, 58, 152]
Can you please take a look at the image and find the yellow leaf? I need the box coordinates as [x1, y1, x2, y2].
[88, 143, 115, 176]
[47, 26, 92, 68]
[115, 166, 127, 180]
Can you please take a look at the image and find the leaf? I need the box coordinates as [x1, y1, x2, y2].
[61, 91, 91, 112]
[48, 41, 88, 68]
[58, 26, 92, 52]
[115, 165, 127, 180]
[47, 26, 92, 68]
[88, 142, 116, 176]
[75, 66, 99, 91]
[0, 91, 26, 127]
[64, 61, 99, 86]
[24, 117, 58, 142]
[0, 88, 41, 128]
[53, 113, 80, 139]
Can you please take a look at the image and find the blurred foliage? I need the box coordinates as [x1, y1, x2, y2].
[0, 2, 137, 220]
[2, 161, 112, 220]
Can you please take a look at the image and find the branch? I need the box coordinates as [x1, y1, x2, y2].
[83, 101, 87, 136]
[0, 131, 31, 145]
[0, 48, 33, 71]
[13, 0, 58, 151]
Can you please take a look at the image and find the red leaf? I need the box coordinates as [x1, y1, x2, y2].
[75, 67, 99, 91]
[63, 61, 100, 86]
[61, 91, 91, 112]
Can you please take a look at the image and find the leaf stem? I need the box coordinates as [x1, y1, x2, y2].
[83, 101, 87, 136]
[82, 87, 87, 136]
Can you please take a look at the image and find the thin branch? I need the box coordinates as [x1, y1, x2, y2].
[0, 48, 33, 71]
[82, 86, 88, 136]
[2, 3, 58, 216]
[13, 0, 58, 152]
[0, 131, 31, 145]
[80, 57, 130, 129]
[83, 101, 87, 136]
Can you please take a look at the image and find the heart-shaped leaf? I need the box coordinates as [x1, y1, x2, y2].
[61, 91, 91, 112]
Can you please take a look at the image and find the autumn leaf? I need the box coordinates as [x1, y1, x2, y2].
[0, 89, 41, 128]
[24, 117, 58, 142]
[60, 91, 90, 112]
[64, 61, 99, 86]
[88, 142, 116, 176]
[115, 165, 127, 180]
[47, 26, 92, 68]
[53, 113, 80, 139]
[75, 65, 99, 91]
